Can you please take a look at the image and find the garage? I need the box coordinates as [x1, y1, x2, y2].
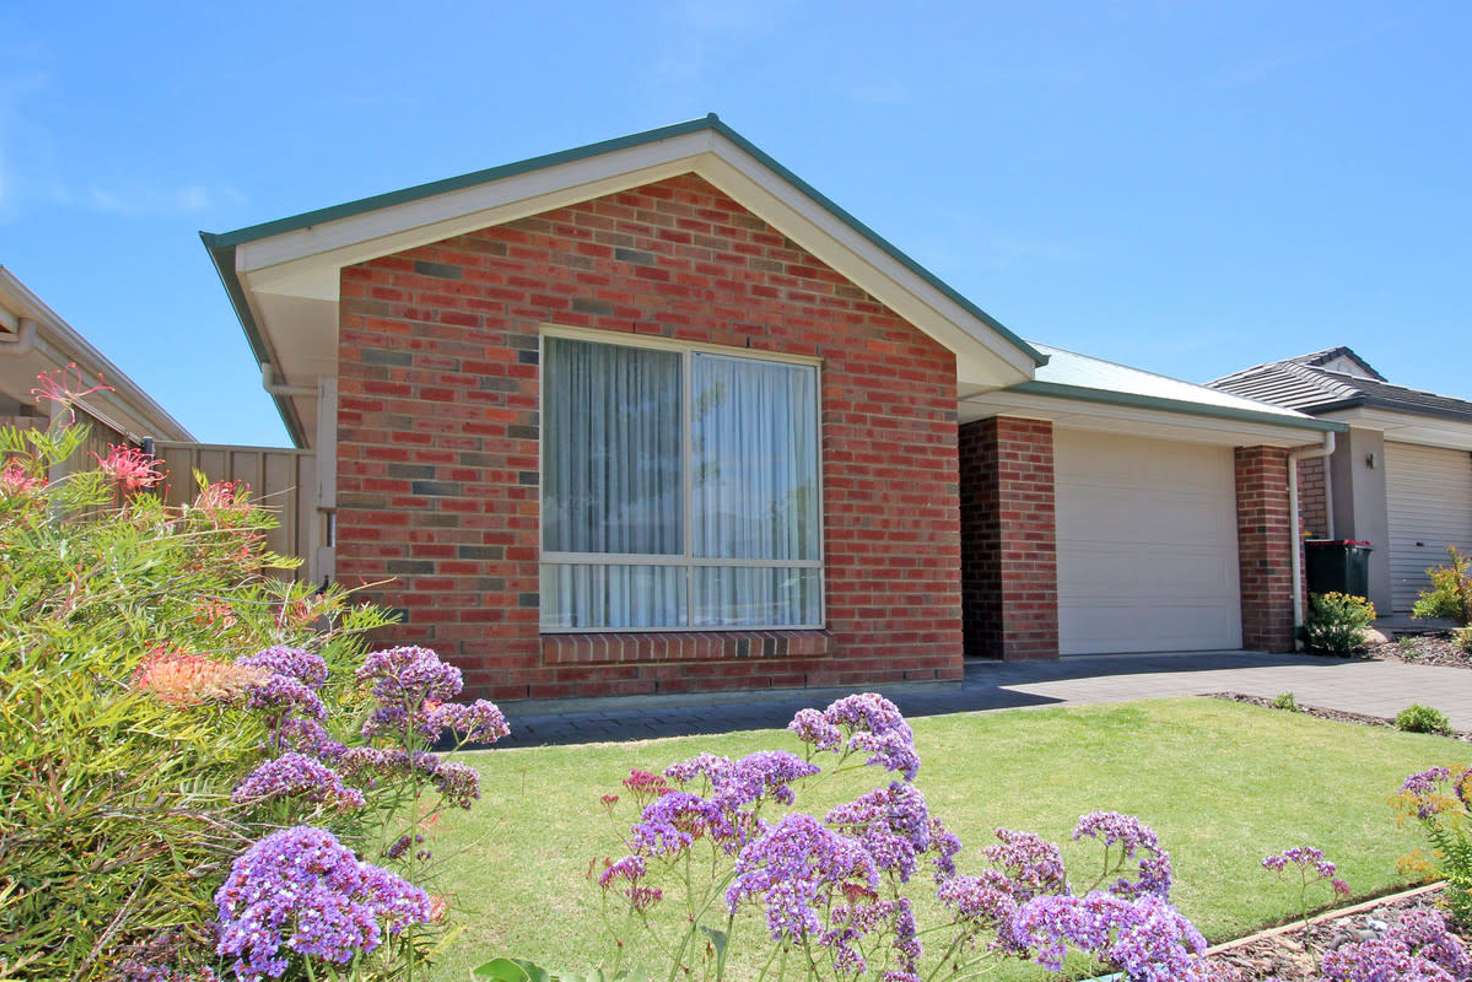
[1385, 441, 1472, 614]
[1054, 429, 1243, 654]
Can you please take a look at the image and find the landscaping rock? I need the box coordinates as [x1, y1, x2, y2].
[1207, 887, 1459, 980]
[1367, 632, 1472, 670]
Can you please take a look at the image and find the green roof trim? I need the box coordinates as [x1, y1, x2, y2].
[202, 116, 1049, 445]
[1010, 380, 1350, 433]
[200, 234, 308, 447]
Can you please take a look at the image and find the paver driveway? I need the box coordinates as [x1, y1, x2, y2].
[491, 651, 1472, 749]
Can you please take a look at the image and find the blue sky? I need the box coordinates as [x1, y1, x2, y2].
[2, 2, 1467, 445]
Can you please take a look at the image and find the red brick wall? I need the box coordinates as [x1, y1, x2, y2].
[1235, 446, 1296, 652]
[958, 417, 1059, 660]
[334, 173, 964, 701]
[1296, 456, 1329, 539]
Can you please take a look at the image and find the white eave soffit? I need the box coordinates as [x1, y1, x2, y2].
[234, 128, 1037, 389]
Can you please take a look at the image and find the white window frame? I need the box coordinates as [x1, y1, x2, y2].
[538, 324, 826, 633]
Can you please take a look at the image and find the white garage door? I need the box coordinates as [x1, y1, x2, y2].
[1386, 442, 1472, 614]
[1055, 429, 1243, 654]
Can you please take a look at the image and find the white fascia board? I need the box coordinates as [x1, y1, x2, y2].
[234, 131, 1032, 389]
[0, 267, 193, 441]
[1318, 407, 1472, 451]
[961, 390, 1325, 448]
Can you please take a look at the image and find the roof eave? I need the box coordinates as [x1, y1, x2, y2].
[201, 114, 1047, 377]
[200, 233, 308, 448]
[1010, 380, 1350, 433]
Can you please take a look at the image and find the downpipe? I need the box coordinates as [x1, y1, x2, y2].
[1288, 431, 1336, 649]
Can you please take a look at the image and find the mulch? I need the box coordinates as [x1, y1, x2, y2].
[1365, 632, 1472, 671]
[1207, 692, 1472, 743]
[1205, 884, 1455, 980]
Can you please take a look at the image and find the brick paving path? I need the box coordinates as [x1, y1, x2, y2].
[490, 651, 1472, 749]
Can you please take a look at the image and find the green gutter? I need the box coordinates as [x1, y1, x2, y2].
[1010, 380, 1350, 433]
[202, 115, 1049, 445]
[200, 234, 308, 447]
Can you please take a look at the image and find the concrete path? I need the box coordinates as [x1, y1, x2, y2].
[491, 651, 1472, 749]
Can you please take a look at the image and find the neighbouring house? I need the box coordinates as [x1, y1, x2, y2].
[1212, 347, 1472, 617]
[0, 265, 193, 470]
[0, 265, 326, 579]
[200, 114, 1344, 701]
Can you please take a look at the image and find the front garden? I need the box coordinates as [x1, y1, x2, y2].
[4, 373, 1472, 981]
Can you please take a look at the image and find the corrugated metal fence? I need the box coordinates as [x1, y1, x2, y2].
[153, 441, 327, 584]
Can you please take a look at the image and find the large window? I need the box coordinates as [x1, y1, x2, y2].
[541, 332, 822, 631]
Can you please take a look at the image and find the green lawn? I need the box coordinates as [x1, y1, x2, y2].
[424, 697, 1462, 979]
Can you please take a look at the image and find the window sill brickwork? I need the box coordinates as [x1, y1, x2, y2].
[541, 630, 832, 666]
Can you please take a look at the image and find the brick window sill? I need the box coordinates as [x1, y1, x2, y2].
[541, 630, 833, 666]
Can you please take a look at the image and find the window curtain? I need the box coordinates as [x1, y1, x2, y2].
[691, 354, 820, 626]
[542, 338, 684, 629]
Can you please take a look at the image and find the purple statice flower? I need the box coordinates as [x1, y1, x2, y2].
[1011, 891, 1214, 981]
[237, 646, 328, 690]
[788, 708, 842, 750]
[788, 694, 921, 780]
[385, 835, 412, 860]
[240, 672, 326, 721]
[598, 854, 646, 889]
[276, 717, 346, 761]
[357, 645, 463, 704]
[821, 897, 921, 976]
[726, 813, 879, 942]
[664, 752, 734, 788]
[1402, 766, 1453, 797]
[1262, 845, 1352, 901]
[1320, 908, 1471, 981]
[714, 751, 820, 809]
[630, 791, 732, 856]
[1073, 811, 1174, 899]
[929, 816, 962, 882]
[214, 826, 430, 980]
[231, 753, 365, 810]
[825, 782, 934, 883]
[985, 828, 1068, 901]
[430, 761, 480, 809]
[937, 869, 1023, 933]
[429, 699, 510, 744]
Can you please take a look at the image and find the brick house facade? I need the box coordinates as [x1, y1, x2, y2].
[334, 174, 965, 701]
[206, 115, 1339, 700]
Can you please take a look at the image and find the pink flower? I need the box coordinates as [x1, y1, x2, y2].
[0, 459, 45, 496]
[30, 363, 111, 425]
[95, 444, 164, 492]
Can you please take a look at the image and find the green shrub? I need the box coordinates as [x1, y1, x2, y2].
[1396, 634, 1422, 660]
[1304, 592, 1377, 655]
[1412, 546, 1472, 626]
[1455, 627, 1472, 655]
[1395, 704, 1454, 736]
[1271, 692, 1301, 712]
[1395, 765, 1472, 929]
[0, 393, 405, 976]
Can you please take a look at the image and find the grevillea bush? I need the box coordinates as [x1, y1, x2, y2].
[0, 373, 507, 980]
[477, 692, 1237, 981]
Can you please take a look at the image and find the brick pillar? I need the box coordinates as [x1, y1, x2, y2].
[1235, 446, 1296, 652]
[959, 417, 1059, 660]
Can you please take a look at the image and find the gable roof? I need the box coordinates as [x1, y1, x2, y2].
[0, 266, 193, 442]
[1210, 349, 1472, 424]
[202, 115, 1047, 446]
[1284, 345, 1387, 381]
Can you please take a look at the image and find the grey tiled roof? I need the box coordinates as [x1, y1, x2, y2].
[1209, 349, 1472, 422]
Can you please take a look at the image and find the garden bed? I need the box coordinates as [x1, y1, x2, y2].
[1207, 692, 1472, 743]
[1205, 883, 1453, 980]
[1367, 632, 1472, 670]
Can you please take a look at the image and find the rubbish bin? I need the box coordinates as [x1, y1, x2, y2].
[1304, 539, 1373, 599]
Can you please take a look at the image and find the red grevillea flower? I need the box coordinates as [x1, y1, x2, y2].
[133, 648, 269, 707]
[30, 363, 112, 424]
[0, 459, 45, 496]
[95, 443, 164, 492]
